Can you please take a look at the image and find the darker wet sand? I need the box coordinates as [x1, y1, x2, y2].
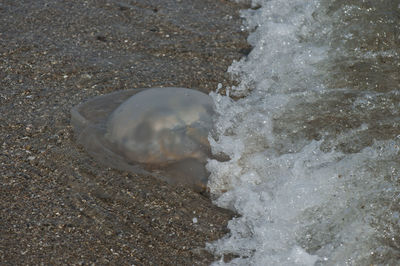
[0, 0, 249, 264]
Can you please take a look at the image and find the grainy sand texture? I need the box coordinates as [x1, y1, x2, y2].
[0, 0, 249, 264]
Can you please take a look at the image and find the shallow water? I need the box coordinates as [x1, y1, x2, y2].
[207, 0, 400, 264]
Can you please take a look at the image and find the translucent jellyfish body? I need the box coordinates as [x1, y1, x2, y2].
[71, 87, 215, 192]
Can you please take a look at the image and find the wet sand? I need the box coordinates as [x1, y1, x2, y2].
[0, 0, 249, 264]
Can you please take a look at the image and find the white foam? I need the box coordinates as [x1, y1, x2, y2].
[208, 0, 400, 264]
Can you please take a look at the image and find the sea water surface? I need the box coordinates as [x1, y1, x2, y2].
[207, 0, 400, 264]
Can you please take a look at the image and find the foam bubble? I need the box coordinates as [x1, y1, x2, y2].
[208, 0, 400, 264]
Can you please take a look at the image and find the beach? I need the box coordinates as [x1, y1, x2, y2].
[0, 0, 249, 264]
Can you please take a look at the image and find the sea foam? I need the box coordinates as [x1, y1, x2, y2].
[207, 0, 400, 264]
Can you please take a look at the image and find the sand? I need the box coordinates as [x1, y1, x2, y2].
[0, 0, 249, 264]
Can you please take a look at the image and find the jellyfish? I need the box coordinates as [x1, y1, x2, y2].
[71, 87, 215, 192]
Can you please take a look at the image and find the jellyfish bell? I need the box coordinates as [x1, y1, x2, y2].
[71, 87, 215, 192]
[106, 87, 213, 164]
